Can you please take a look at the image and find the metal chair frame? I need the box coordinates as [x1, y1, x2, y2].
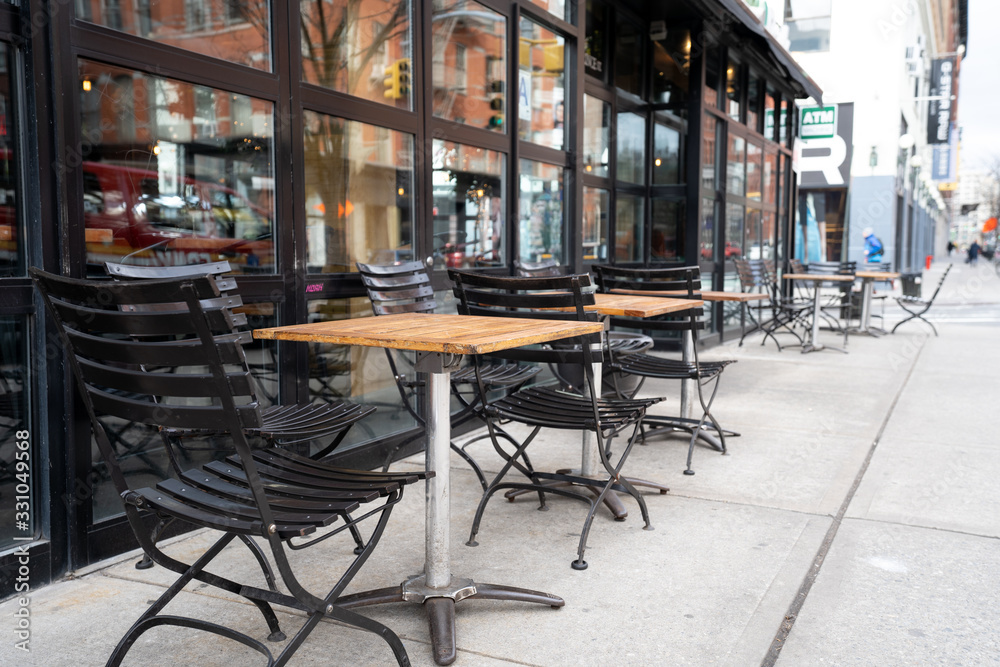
[32, 268, 428, 667]
[449, 269, 660, 570]
[891, 264, 952, 336]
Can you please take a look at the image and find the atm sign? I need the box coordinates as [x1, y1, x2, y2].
[800, 106, 837, 140]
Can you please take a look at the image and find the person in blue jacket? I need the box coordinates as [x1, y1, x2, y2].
[863, 227, 884, 263]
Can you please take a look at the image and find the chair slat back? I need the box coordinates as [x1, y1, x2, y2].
[356, 261, 438, 316]
[591, 264, 704, 333]
[31, 269, 264, 496]
[514, 258, 564, 277]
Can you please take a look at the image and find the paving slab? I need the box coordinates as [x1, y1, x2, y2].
[773, 519, 1000, 667]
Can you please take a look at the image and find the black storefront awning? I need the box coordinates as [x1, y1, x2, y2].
[713, 0, 824, 102]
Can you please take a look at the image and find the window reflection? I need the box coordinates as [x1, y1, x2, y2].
[585, 0, 607, 80]
[432, 140, 505, 270]
[653, 121, 682, 185]
[764, 90, 777, 141]
[761, 211, 776, 260]
[615, 194, 643, 262]
[744, 208, 760, 260]
[651, 27, 690, 115]
[77, 0, 271, 71]
[651, 199, 684, 263]
[700, 196, 716, 261]
[617, 112, 645, 185]
[704, 46, 721, 109]
[519, 160, 563, 265]
[80, 61, 275, 275]
[747, 141, 762, 201]
[432, 1, 505, 132]
[583, 95, 610, 177]
[764, 150, 778, 204]
[518, 20, 566, 149]
[303, 111, 414, 272]
[527, 0, 568, 22]
[614, 16, 641, 97]
[301, 0, 412, 109]
[0, 44, 21, 278]
[726, 203, 744, 260]
[726, 57, 741, 122]
[583, 187, 608, 261]
[727, 134, 745, 196]
[701, 115, 718, 191]
[747, 71, 761, 131]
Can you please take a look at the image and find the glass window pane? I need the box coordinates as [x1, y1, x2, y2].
[432, 1, 506, 132]
[726, 57, 741, 122]
[614, 17, 642, 96]
[726, 203, 744, 260]
[701, 114, 718, 191]
[301, 0, 413, 109]
[617, 111, 645, 185]
[432, 140, 505, 270]
[519, 160, 564, 265]
[746, 141, 762, 201]
[78, 0, 272, 71]
[583, 186, 608, 261]
[744, 208, 760, 259]
[653, 121, 682, 185]
[652, 27, 690, 116]
[0, 44, 22, 278]
[747, 71, 761, 131]
[80, 61, 276, 275]
[704, 46, 720, 109]
[764, 149, 778, 205]
[651, 199, 684, 263]
[615, 193, 643, 262]
[303, 111, 414, 272]
[727, 134, 745, 196]
[305, 300, 416, 449]
[779, 99, 790, 145]
[700, 196, 716, 262]
[764, 89, 777, 141]
[0, 317, 31, 547]
[761, 211, 776, 260]
[518, 20, 566, 149]
[583, 95, 610, 177]
[527, 0, 568, 22]
[585, 0, 607, 81]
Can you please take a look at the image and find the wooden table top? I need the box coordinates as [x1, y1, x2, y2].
[611, 288, 769, 302]
[783, 273, 855, 282]
[253, 312, 604, 356]
[854, 271, 900, 280]
[586, 293, 704, 317]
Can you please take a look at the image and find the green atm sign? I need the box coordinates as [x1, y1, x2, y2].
[800, 105, 837, 139]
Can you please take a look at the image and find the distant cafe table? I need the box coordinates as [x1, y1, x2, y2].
[254, 312, 604, 665]
[783, 273, 855, 354]
[849, 270, 900, 336]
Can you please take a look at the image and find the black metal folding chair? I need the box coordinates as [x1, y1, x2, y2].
[32, 268, 428, 666]
[356, 260, 540, 490]
[733, 258, 804, 350]
[892, 264, 952, 336]
[592, 264, 738, 475]
[449, 269, 661, 570]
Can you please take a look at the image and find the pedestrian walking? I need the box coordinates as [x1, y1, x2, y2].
[968, 239, 981, 266]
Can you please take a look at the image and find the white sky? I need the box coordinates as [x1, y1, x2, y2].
[958, 0, 1000, 170]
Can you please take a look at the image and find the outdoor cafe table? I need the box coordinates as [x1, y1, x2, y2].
[849, 270, 900, 336]
[783, 273, 856, 354]
[254, 312, 604, 665]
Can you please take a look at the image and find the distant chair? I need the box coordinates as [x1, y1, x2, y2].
[891, 264, 952, 336]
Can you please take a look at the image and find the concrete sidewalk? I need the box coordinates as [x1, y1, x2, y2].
[4, 258, 999, 666]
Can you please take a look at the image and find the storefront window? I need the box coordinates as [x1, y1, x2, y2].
[585, 0, 607, 81]
[0, 44, 21, 278]
[653, 121, 682, 185]
[747, 70, 761, 132]
[79, 61, 276, 275]
[0, 317, 31, 547]
[527, 0, 568, 23]
[704, 46, 721, 109]
[432, 140, 505, 270]
[726, 202, 744, 259]
[761, 211, 776, 260]
[744, 208, 760, 259]
[432, 1, 505, 132]
[518, 20, 566, 149]
[614, 16, 642, 97]
[726, 57, 741, 122]
[651, 27, 690, 116]
[727, 134, 745, 196]
[764, 149, 778, 204]
[746, 141, 762, 201]
[764, 89, 777, 142]
[700, 196, 717, 262]
[519, 160, 563, 265]
[651, 199, 684, 263]
[582, 186, 608, 261]
[301, 0, 413, 109]
[779, 99, 790, 145]
[615, 193, 643, 262]
[701, 115, 718, 191]
[583, 95, 610, 177]
[78, 0, 271, 71]
[617, 111, 645, 185]
[304, 111, 414, 272]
